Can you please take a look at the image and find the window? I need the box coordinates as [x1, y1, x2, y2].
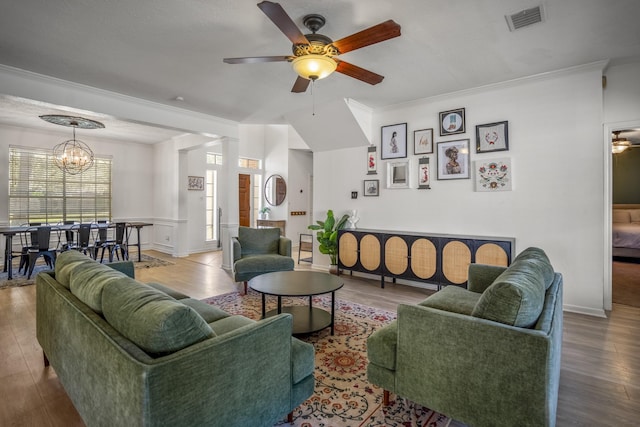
[8, 146, 112, 226]
[239, 157, 261, 169]
[205, 169, 218, 241]
[206, 153, 223, 165]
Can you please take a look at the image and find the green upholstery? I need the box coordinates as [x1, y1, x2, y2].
[102, 279, 215, 355]
[36, 250, 315, 427]
[232, 226, 294, 285]
[367, 247, 563, 427]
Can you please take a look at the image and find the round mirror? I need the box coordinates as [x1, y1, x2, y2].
[264, 174, 287, 206]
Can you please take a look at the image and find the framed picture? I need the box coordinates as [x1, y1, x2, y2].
[364, 179, 379, 196]
[387, 161, 410, 189]
[476, 121, 509, 153]
[381, 123, 407, 159]
[418, 157, 431, 189]
[475, 158, 512, 191]
[188, 176, 204, 190]
[414, 128, 434, 154]
[437, 139, 470, 180]
[439, 108, 466, 136]
[367, 145, 377, 174]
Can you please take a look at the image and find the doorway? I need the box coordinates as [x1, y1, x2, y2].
[606, 122, 640, 310]
[238, 174, 251, 227]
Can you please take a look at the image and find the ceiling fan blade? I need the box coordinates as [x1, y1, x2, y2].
[257, 1, 309, 45]
[223, 56, 291, 64]
[336, 61, 384, 85]
[332, 20, 401, 54]
[291, 76, 311, 93]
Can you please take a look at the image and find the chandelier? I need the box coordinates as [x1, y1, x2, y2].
[39, 115, 105, 174]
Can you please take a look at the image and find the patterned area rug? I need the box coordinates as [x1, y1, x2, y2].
[0, 253, 174, 290]
[202, 290, 451, 427]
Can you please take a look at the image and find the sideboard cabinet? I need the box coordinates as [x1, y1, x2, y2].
[256, 219, 286, 236]
[338, 229, 514, 289]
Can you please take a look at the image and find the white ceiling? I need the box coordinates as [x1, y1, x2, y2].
[1, 0, 640, 143]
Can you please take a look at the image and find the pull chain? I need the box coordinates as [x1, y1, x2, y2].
[311, 79, 316, 116]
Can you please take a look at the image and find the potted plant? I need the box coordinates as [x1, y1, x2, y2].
[308, 209, 349, 274]
[259, 206, 271, 219]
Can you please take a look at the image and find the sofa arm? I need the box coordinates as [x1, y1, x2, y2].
[278, 236, 292, 257]
[467, 263, 506, 293]
[107, 261, 135, 278]
[146, 313, 302, 426]
[231, 237, 241, 262]
[395, 303, 558, 427]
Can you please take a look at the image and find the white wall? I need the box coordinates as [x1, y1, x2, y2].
[288, 149, 313, 245]
[313, 62, 608, 316]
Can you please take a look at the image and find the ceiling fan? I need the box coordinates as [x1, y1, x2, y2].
[223, 1, 401, 93]
[612, 131, 637, 154]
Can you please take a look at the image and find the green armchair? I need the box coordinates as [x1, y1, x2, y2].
[367, 247, 563, 427]
[232, 226, 295, 294]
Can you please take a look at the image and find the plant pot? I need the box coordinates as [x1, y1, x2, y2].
[329, 264, 339, 275]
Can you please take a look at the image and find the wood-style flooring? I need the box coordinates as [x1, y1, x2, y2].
[613, 257, 640, 308]
[1, 250, 639, 426]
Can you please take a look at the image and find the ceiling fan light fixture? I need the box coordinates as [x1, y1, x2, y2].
[612, 131, 632, 154]
[292, 54, 337, 81]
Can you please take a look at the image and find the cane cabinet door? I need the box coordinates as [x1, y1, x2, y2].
[359, 233, 382, 272]
[384, 236, 409, 276]
[410, 237, 437, 280]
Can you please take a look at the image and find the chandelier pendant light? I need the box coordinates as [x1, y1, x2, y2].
[39, 115, 104, 175]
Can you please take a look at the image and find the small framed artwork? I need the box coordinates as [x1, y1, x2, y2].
[414, 128, 434, 154]
[364, 179, 379, 196]
[387, 161, 410, 189]
[475, 158, 512, 191]
[418, 157, 431, 189]
[476, 121, 509, 153]
[188, 176, 204, 190]
[439, 108, 466, 136]
[381, 123, 407, 159]
[367, 145, 377, 174]
[437, 139, 470, 180]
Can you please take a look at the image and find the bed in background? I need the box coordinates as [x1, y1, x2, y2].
[613, 204, 640, 258]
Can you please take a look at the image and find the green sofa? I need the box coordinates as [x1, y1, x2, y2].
[232, 226, 294, 294]
[367, 247, 563, 427]
[36, 250, 315, 427]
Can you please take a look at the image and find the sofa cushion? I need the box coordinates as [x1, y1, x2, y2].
[181, 298, 230, 323]
[69, 260, 131, 314]
[238, 226, 281, 255]
[102, 278, 215, 355]
[55, 250, 97, 289]
[512, 246, 555, 289]
[613, 209, 631, 223]
[291, 338, 315, 384]
[420, 285, 481, 315]
[147, 282, 190, 300]
[367, 320, 398, 371]
[471, 248, 549, 328]
[234, 254, 294, 277]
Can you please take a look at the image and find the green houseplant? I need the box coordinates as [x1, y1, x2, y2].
[308, 210, 349, 268]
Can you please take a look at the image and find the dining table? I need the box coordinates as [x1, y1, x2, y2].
[1, 222, 153, 280]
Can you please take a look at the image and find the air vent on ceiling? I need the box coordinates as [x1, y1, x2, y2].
[505, 5, 545, 31]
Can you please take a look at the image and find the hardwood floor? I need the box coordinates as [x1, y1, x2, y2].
[1, 250, 639, 426]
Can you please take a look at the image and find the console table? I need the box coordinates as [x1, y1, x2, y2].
[257, 219, 286, 236]
[338, 229, 514, 289]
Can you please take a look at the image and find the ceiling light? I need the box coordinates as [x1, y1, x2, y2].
[291, 55, 337, 81]
[39, 115, 105, 174]
[612, 131, 631, 154]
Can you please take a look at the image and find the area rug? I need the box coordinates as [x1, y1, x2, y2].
[0, 253, 174, 290]
[202, 290, 451, 427]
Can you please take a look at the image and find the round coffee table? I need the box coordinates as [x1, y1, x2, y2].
[249, 270, 344, 335]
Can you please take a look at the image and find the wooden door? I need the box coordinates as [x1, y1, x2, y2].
[238, 174, 251, 227]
